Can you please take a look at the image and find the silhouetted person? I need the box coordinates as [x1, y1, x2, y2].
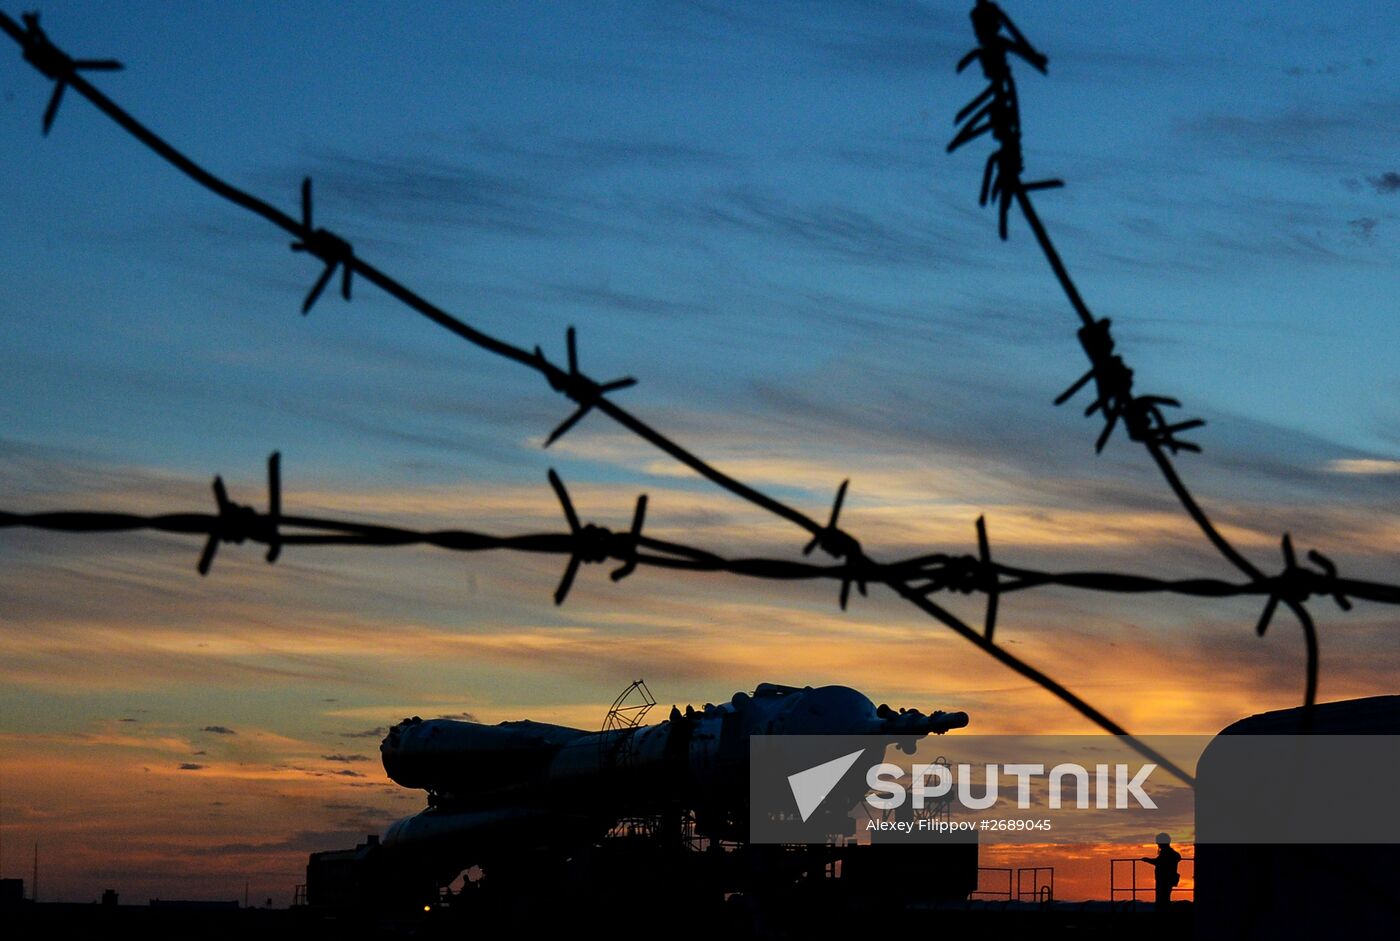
[1141, 831, 1181, 912]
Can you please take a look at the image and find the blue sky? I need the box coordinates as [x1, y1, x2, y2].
[4, 0, 1399, 479]
[1, 0, 1398, 903]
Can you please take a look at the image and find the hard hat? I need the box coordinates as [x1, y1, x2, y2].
[1156, 832, 1171, 844]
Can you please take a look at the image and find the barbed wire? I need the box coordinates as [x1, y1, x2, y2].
[944, 0, 1389, 715]
[1, 5, 1395, 786]
[7, 453, 1393, 609]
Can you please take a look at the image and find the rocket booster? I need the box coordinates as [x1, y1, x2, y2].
[378, 683, 967, 862]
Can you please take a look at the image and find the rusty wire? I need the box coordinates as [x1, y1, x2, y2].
[2, 6, 1397, 786]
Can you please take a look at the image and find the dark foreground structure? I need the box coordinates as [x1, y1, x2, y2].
[22, 693, 1400, 939]
[294, 682, 1195, 939]
[315, 684, 975, 912]
[1195, 695, 1400, 940]
[2, 896, 1193, 941]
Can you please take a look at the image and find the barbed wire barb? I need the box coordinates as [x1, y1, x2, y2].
[1054, 318, 1206, 455]
[289, 177, 354, 314]
[801, 479, 868, 610]
[198, 451, 283, 575]
[15, 12, 120, 134]
[610, 494, 648, 584]
[546, 469, 648, 605]
[976, 515, 1000, 640]
[1258, 535, 1355, 639]
[537, 327, 637, 447]
[949, 0, 1061, 239]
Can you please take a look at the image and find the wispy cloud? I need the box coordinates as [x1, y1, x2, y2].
[1180, 106, 1386, 173]
[539, 280, 714, 321]
[656, 185, 981, 269]
[1328, 458, 1400, 474]
[280, 148, 598, 239]
[1366, 171, 1400, 194]
[1349, 216, 1378, 238]
[1283, 57, 1376, 78]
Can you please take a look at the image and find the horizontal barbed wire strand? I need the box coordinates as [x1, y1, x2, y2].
[5, 460, 1394, 607]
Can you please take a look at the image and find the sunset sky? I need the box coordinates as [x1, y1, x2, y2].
[1, 0, 1397, 904]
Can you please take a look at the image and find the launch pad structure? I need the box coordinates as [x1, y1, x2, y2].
[306, 681, 979, 933]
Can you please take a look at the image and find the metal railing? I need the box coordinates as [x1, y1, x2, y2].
[1110, 855, 1195, 902]
[971, 866, 1014, 900]
[1017, 866, 1054, 903]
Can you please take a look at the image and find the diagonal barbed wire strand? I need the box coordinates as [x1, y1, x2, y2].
[945, 0, 1375, 714]
[0, 11, 823, 539]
